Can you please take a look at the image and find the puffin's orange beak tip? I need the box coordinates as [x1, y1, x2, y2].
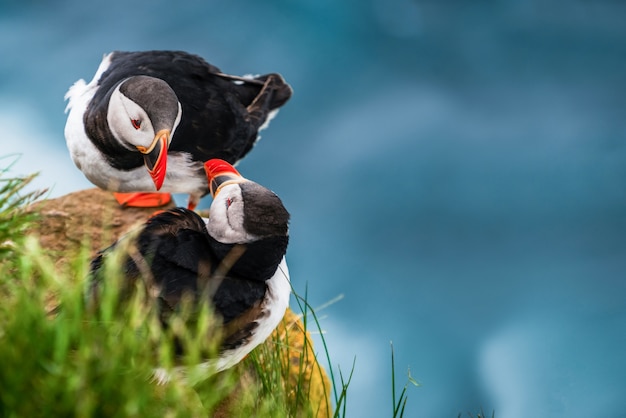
[203, 159, 240, 179]
[203, 159, 243, 198]
[143, 136, 169, 191]
[150, 152, 166, 191]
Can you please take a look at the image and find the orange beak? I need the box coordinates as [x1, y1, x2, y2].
[204, 159, 245, 197]
[139, 130, 170, 191]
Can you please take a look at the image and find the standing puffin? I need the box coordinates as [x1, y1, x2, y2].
[65, 50, 292, 209]
[89, 159, 291, 381]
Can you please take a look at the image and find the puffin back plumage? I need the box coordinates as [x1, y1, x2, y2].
[89, 198, 290, 360]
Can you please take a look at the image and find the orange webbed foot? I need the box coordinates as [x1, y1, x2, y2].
[113, 192, 172, 208]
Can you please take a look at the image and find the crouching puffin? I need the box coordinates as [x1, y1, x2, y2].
[64, 50, 292, 209]
[88, 159, 291, 382]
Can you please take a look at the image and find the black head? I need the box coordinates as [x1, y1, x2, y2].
[117, 76, 180, 133]
[239, 182, 290, 238]
[206, 178, 289, 245]
[107, 76, 182, 189]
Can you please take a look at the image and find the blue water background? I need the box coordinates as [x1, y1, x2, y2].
[1, 1, 625, 416]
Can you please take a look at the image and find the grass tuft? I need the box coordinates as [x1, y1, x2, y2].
[0, 165, 423, 417]
[0, 156, 46, 262]
[391, 341, 419, 418]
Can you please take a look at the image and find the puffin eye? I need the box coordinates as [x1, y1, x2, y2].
[226, 197, 233, 207]
[131, 119, 142, 130]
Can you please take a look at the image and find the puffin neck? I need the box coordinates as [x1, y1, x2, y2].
[206, 234, 289, 282]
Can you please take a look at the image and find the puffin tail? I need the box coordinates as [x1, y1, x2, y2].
[242, 73, 293, 132]
[215, 72, 293, 111]
[250, 73, 293, 110]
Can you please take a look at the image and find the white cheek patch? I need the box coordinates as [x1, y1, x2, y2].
[107, 86, 154, 150]
[206, 184, 258, 244]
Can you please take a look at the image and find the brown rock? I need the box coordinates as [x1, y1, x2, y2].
[29, 188, 175, 269]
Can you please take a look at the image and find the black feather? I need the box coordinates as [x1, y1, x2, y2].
[89, 206, 288, 330]
[84, 50, 292, 174]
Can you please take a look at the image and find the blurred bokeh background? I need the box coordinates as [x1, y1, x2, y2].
[2, 0, 625, 416]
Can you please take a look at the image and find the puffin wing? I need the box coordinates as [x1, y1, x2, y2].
[88, 208, 214, 311]
[172, 69, 293, 164]
[211, 276, 267, 350]
[140, 214, 270, 353]
[134, 208, 215, 311]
